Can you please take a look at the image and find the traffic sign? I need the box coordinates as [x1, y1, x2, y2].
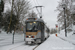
[56, 24, 58, 28]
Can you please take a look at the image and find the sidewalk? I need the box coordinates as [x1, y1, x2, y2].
[35, 34, 75, 50]
[57, 30, 75, 45]
[58, 34, 75, 45]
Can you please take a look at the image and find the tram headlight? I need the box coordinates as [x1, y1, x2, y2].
[34, 22, 36, 24]
[32, 36, 34, 38]
[29, 36, 31, 38]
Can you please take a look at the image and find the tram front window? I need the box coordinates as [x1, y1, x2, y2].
[26, 22, 38, 31]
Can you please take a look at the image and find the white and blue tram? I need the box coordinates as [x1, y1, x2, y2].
[25, 17, 49, 44]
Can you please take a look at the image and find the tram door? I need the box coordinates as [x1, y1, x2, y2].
[41, 23, 45, 42]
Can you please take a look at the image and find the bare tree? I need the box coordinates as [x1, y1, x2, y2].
[3, 0, 31, 33]
[56, 0, 73, 29]
[13, 0, 30, 20]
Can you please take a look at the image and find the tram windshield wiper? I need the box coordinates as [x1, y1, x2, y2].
[30, 25, 36, 31]
[26, 22, 38, 31]
[30, 25, 38, 31]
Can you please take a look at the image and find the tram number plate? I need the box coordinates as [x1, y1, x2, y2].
[28, 42, 31, 44]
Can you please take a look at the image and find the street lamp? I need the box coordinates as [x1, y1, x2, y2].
[62, 2, 67, 37]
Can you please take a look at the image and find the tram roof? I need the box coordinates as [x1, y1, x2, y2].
[36, 18, 44, 23]
[25, 17, 44, 23]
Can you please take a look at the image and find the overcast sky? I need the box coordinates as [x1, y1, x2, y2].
[4, 0, 60, 29]
[29, 0, 60, 28]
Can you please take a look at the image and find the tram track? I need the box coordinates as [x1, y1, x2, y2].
[33, 36, 50, 50]
[8, 42, 42, 50]
[0, 37, 49, 50]
[33, 45, 39, 50]
[9, 43, 37, 50]
[33, 39, 48, 50]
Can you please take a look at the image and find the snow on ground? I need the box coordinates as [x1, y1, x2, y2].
[0, 31, 37, 50]
[0, 42, 36, 50]
[0, 31, 75, 50]
[35, 34, 75, 50]
[0, 31, 12, 46]
[57, 30, 75, 44]
[0, 31, 24, 47]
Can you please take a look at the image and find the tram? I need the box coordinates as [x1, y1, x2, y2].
[25, 17, 49, 44]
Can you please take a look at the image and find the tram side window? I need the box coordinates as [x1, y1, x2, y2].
[38, 23, 41, 30]
[41, 23, 44, 29]
[73, 22, 75, 25]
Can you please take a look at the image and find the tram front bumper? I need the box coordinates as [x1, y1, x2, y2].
[26, 38, 34, 42]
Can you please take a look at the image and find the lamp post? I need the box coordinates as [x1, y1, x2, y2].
[62, 2, 67, 37]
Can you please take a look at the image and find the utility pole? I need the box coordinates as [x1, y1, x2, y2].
[7, 0, 14, 33]
[35, 6, 43, 18]
[62, 1, 67, 37]
[63, 7, 67, 37]
[11, 0, 14, 44]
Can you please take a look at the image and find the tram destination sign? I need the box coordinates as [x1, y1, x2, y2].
[28, 18, 35, 20]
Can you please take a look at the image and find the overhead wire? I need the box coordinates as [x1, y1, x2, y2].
[35, 0, 39, 6]
[32, 0, 40, 6]
[32, 0, 37, 6]
[32, 0, 41, 17]
[35, 0, 40, 13]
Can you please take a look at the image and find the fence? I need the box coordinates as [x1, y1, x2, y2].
[0, 31, 25, 47]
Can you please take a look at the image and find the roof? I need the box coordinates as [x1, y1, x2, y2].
[36, 18, 44, 23]
[25, 17, 44, 23]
